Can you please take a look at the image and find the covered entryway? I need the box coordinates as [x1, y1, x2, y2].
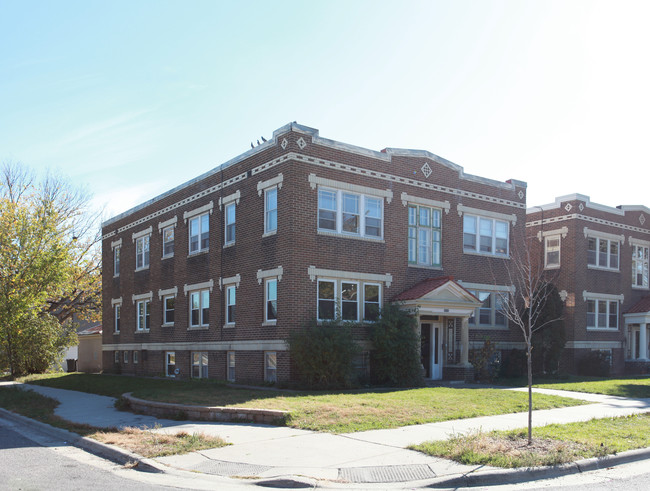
[395, 276, 482, 381]
[624, 295, 650, 372]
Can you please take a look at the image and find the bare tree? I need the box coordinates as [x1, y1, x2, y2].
[499, 234, 562, 444]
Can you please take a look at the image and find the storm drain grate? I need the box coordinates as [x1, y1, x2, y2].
[192, 459, 273, 477]
[339, 464, 435, 483]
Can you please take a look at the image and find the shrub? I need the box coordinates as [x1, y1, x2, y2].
[370, 303, 423, 387]
[500, 349, 527, 379]
[577, 350, 611, 377]
[287, 319, 360, 389]
[470, 338, 501, 383]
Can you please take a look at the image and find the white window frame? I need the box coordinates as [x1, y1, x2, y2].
[114, 351, 119, 363]
[114, 303, 121, 333]
[123, 350, 129, 364]
[545, 235, 561, 269]
[114, 246, 121, 276]
[135, 235, 150, 270]
[189, 213, 209, 254]
[166, 351, 176, 377]
[136, 299, 151, 332]
[225, 285, 236, 325]
[463, 215, 509, 257]
[189, 289, 210, 328]
[408, 204, 442, 267]
[632, 244, 649, 289]
[133, 350, 139, 364]
[162, 225, 175, 258]
[587, 236, 620, 270]
[317, 187, 384, 240]
[317, 278, 382, 323]
[467, 290, 508, 329]
[225, 203, 236, 246]
[264, 186, 278, 235]
[227, 351, 235, 382]
[586, 296, 619, 330]
[191, 351, 209, 379]
[264, 351, 277, 383]
[363, 282, 381, 322]
[163, 295, 175, 326]
[265, 278, 278, 324]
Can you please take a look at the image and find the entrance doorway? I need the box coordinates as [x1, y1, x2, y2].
[421, 322, 442, 380]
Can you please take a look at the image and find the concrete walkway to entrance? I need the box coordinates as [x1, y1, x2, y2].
[3, 381, 650, 486]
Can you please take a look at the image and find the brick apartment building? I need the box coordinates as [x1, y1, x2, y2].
[102, 123, 528, 383]
[527, 194, 650, 375]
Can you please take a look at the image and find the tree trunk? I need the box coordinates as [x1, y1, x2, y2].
[527, 341, 533, 445]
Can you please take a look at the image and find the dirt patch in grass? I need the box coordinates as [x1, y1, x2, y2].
[92, 427, 227, 458]
[411, 431, 602, 468]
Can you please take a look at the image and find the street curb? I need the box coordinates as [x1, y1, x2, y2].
[0, 407, 166, 474]
[428, 446, 650, 488]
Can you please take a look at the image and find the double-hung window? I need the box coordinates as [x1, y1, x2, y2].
[135, 235, 150, 269]
[192, 352, 209, 379]
[586, 298, 619, 329]
[587, 235, 619, 270]
[189, 214, 209, 253]
[166, 351, 176, 377]
[317, 187, 384, 239]
[463, 215, 509, 256]
[408, 205, 442, 267]
[114, 246, 121, 276]
[317, 278, 382, 322]
[163, 295, 175, 325]
[545, 236, 561, 269]
[162, 226, 174, 257]
[227, 351, 235, 382]
[265, 278, 277, 322]
[190, 290, 209, 327]
[468, 290, 507, 328]
[265, 187, 278, 234]
[114, 303, 121, 333]
[136, 299, 150, 331]
[265, 352, 277, 383]
[632, 244, 649, 288]
[225, 203, 236, 245]
[226, 286, 236, 324]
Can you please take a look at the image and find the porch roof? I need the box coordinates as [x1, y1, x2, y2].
[624, 295, 650, 324]
[394, 276, 482, 317]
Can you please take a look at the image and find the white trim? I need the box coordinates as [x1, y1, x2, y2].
[183, 280, 214, 295]
[111, 297, 123, 306]
[183, 201, 213, 223]
[218, 191, 240, 210]
[307, 266, 392, 288]
[257, 267, 283, 284]
[582, 291, 624, 302]
[536, 226, 568, 241]
[400, 192, 450, 214]
[131, 291, 153, 304]
[131, 226, 152, 242]
[103, 339, 289, 352]
[457, 205, 517, 225]
[257, 173, 283, 196]
[629, 236, 650, 247]
[219, 274, 241, 290]
[457, 281, 516, 294]
[308, 173, 393, 203]
[158, 215, 178, 231]
[566, 341, 622, 349]
[583, 227, 625, 242]
[158, 287, 178, 299]
[110, 238, 122, 249]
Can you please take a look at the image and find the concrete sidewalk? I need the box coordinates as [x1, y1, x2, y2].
[3, 381, 650, 486]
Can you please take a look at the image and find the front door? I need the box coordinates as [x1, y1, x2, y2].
[421, 322, 443, 380]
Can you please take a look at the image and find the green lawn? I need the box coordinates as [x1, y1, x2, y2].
[23, 373, 586, 433]
[411, 413, 650, 468]
[533, 375, 650, 399]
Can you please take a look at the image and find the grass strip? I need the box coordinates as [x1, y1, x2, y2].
[0, 386, 227, 458]
[411, 413, 650, 468]
[24, 373, 587, 433]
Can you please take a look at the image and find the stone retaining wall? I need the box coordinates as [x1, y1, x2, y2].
[122, 393, 289, 424]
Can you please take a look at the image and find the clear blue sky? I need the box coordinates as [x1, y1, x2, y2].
[1, 0, 648, 220]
